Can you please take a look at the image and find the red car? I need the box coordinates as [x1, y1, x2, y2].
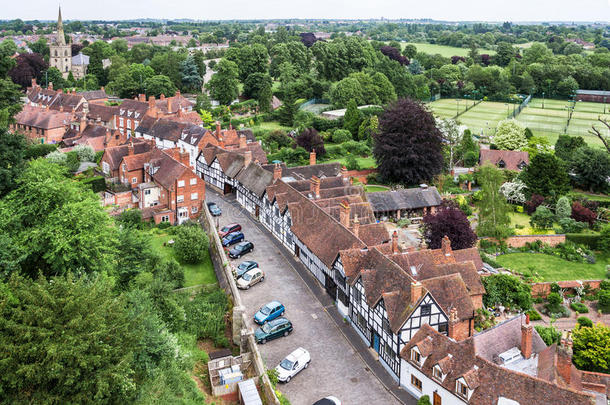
[219, 223, 242, 238]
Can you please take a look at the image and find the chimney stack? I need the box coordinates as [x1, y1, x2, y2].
[557, 344, 574, 385]
[341, 165, 348, 178]
[105, 128, 111, 144]
[48, 82, 53, 90]
[243, 150, 252, 167]
[101, 86, 105, 92]
[179, 149, 190, 166]
[410, 281, 423, 304]
[239, 134, 247, 149]
[127, 141, 134, 156]
[309, 151, 316, 166]
[160, 94, 165, 100]
[148, 95, 156, 109]
[273, 163, 282, 181]
[138, 94, 146, 102]
[391, 231, 399, 254]
[339, 200, 351, 229]
[352, 215, 360, 238]
[175, 90, 181, 97]
[521, 314, 533, 359]
[441, 235, 452, 256]
[216, 121, 221, 138]
[448, 307, 459, 339]
[31, 78, 37, 87]
[310, 176, 321, 199]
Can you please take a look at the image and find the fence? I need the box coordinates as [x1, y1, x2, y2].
[299, 98, 330, 110]
[453, 99, 483, 119]
[509, 94, 532, 119]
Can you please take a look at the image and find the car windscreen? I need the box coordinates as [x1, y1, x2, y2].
[220, 226, 229, 233]
[237, 262, 248, 270]
[262, 323, 272, 333]
[260, 306, 271, 315]
[242, 273, 252, 281]
[279, 359, 294, 370]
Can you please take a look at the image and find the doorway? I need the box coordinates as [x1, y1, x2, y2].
[433, 392, 442, 405]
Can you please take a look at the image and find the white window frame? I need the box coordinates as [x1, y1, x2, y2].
[131, 177, 137, 184]
[177, 195, 184, 203]
[191, 192, 198, 200]
[191, 205, 198, 214]
[178, 180, 185, 187]
[161, 215, 169, 222]
[189, 177, 197, 185]
[119, 117, 124, 127]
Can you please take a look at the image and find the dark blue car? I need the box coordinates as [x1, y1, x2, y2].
[207, 202, 222, 216]
[235, 260, 258, 279]
[254, 301, 285, 325]
[222, 231, 244, 247]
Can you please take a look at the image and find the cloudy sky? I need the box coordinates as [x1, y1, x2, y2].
[5, 0, 610, 22]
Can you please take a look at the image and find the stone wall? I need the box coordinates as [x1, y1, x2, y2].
[530, 280, 602, 298]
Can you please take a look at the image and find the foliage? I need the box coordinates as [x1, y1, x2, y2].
[499, 179, 527, 204]
[417, 395, 432, 405]
[343, 99, 363, 137]
[525, 194, 545, 215]
[599, 290, 610, 314]
[555, 196, 572, 220]
[173, 223, 209, 265]
[373, 98, 443, 185]
[345, 155, 360, 171]
[0, 78, 23, 121]
[570, 301, 589, 313]
[23, 143, 57, 160]
[143, 75, 176, 99]
[571, 201, 596, 227]
[423, 201, 477, 250]
[278, 97, 297, 127]
[558, 218, 587, 234]
[179, 55, 202, 92]
[463, 150, 478, 167]
[0, 128, 25, 197]
[73, 144, 96, 163]
[482, 274, 532, 311]
[8, 52, 47, 89]
[530, 206, 555, 230]
[296, 127, 326, 157]
[600, 225, 610, 253]
[572, 323, 610, 373]
[476, 164, 513, 239]
[437, 118, 463, 169]
[206, 59, 239, 105]
[520, 153, 570, 199]
[332, 129, 353, 143]
[577, 316, 593, 328]
[526, 309, 542, 321]
[571, 147, 610, 193]
[493, 119, 527, 150]
[357, 115, 378, 142]
[474, 308, 496, 331]
[117, 209, 144, 230]
[184, 288, 229, 346]
[555, 135, 586, 163]
[535, 325, 562, 346]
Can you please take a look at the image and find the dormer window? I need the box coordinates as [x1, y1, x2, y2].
[410, 349, 421, 365]
[497, 160, 506, 169]
[456, 380, 469, 399]
[433, 365, 443, 381]
[517, 161, 526, 170]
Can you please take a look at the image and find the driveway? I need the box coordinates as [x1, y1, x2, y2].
[208, 192, 401, 405]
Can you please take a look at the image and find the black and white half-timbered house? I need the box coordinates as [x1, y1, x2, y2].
[196, 146, 247, 194]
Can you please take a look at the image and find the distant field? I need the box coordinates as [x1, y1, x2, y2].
[428, 99, 510, 135]
[401, 42, 496, 57]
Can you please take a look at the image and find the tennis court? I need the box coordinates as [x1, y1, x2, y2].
[456, 101, 511, 136]
[427, 98, 474, 118]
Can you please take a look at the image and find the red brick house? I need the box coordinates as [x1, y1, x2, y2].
[480, 148, 529, 171]
[100, 139, 153, 181]
[12, 105, 74, 144]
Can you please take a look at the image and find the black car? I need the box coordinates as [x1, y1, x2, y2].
[207, 202, 222, 216]
[229, 241, 254, 259]
[235, 260, 259, 279]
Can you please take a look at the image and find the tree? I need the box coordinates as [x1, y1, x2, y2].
[555, 196, 572, 220]
[535, 325, 561, 346]
[174, 223, 209, 264]
[555, 135, 586, 162]
[599, 224, 610, 254]
[589, 118, 610, 154]
[417, 395, 432, 405]
[180, 55, 202, 92]
[403, 44, 418, 59]
[357, 115, 378, 142]
[571, 201, 596, 227]
[571, 147, 610, 193]
[423, 202, 477, 250]
[530, 206, 555, 229]
[0, 274, 138, 403]
[437, 118, 462, 170]
[8, 53, 47, 89]
[476, 164, 512, 239]
[278, 97, 297, 127]
[0, 128, 26, 197]
[116, 208, 144, 229]
[115, 227, 157, 289]
[495, 42, 515, 66]
[520, 153, 570, 198]
[572, 323, 610, 373]
[144, 75, 176, 98]
[373, 98, 444, 185]
[499, 179, 527, 204]
[205, 59, 239, 105]
[525, 194, 545, 215]
[296, 127, 326, 157]
[332, 129, 352, 143]
[343, 99, 363, 137]
[482, 274, 532, 311]
[0, 78, 23, 121]
[493, 119, 527, 150]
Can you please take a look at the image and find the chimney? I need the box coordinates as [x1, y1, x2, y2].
[79, 114, 87, 133]
[177, 108, 183, 117]
[148, 95, 156, 109]
[557, 344, 574, 385]
[410, 281, 423, 304]
[59, 105, 64, 112]
[309, 176, 321, 199]
[341, 165, 348, 178]
[239, 134, 247, 149]
[57, 89, 62, 94]
[216, 121, 221, 138]
[105, 128, 111, 144]
[521, 314, 533, 359]
[273, 163, 282, 181]
[339, 200, 351, 229]
[31, 78, 37, 87]
[352, 215, 360, 238]
[127, 141, 134, 156]
[391, 231, 399, 254]
[243, 150, 252, 167]
[138, 94, 146, 102]
[167, 99, 172, 114]
[160, 94, 165, 100]
[309, 151, 316, 166]
[48, 82, 53, 90]
[441, 235, 452, 256]
[179, 149, 190, 166]
[448, 307, 459, 339]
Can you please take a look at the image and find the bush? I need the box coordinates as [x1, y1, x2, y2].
[79, 176, 106, 193]
[332, 129, 352, 143]
[417, 395, 432, 405]
[565, 233, 601, 250]
[153, 258, 185, 289]
[600, 224, 610, 253]
[558, 218, 587, 234]
[577, 316, 593, 328]
[600, 280, 610, 291]
[571, 302, 589, 313]
[73, 144, 96, 162]
[556, 196, 572, 220]
[24, 143, 58, 160]
[174, 224, 210, 264]
[311, 115, 343, 131]
[463, 150, 478, 167]
[546, 292, 563, 312]
[482, 274, 532, 311]
[530, 206, 555, 229]
[117, 209, 144, 229]
[342, 140, 371, 156]
[481, 254, 501, 269]
[525, 194, 545, 215]
[184, 288, 229, 343]
[599, 290, 610, 314]
[535, 325, 561, 346]
[345, 155, 360, 171]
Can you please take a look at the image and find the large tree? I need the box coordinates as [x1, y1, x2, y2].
[205, 59, 239, 106]
[555, 135, 586, 163]
[476, 164, 512, 239]
[423, 201, 477, 250]
[520, 153, 570, 198]
[0, 128, 26, 197]
[343, 99, 363, 137]
[8, 52, 47, 89]
[296, 127, 325, 157]
[571, 147, 610, 193]
[144, 75, 176, 98]
[373, 98, 443, 185]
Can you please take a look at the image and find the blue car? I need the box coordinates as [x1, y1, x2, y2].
[254, 301, 285, 325]
[222, 231, 244, 247]
[207, 202, 222, 216]
[235, 260, 259, 279]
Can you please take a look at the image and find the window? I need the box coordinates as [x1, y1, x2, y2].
[456, 381, 468, 399]
[191, 193, 198, 200]
[433, 366, 443, 380]
[382, 318, 392, 335]
[411, 349, 421, 365]
[134, 121, 139, 128]
[411, 375, 422, 391]
[438, 322, 448, 334]
[190, 177, 197, 185]
[102, 162, 110, 174]
[353, 288, 362, 303]
[357, 313, 367, 330]
[131, 177, 137, 184]
[420, 304, 431, 316]
[126, 120, 131, 129]
[384, 342, 396, 360]
[119, 118, 124, 127]
[161, 215, 169, 222]
[144, 189, 151, 195]
[497, 160, 506, 169]
[177, 195, 184, 203]
[178, 180, 185, 187]
[191, 206, 198, 214]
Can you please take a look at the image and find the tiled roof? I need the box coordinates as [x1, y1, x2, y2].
[480, 149, 530, 171]
[147, 148, 189, 190]
[15, 105, 72, 129]
[216, 151, 245, 178]
[263, 162, 342, 181]
[102, 139, 152, 172]
[72, 52, 89, 65]
[78, 89, 107, 100]
[122, 151, 151, 171]
[48, 93, 84, 112]
[118, 99, 149, 117]
[235, 162, 274, 197]
[86, 103, 116, 122]
[232, 142, 268, 164]
[422, 274, 474, 322]
[367, 187, 442, 213]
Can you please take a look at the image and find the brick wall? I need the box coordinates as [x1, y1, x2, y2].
[581, 371, 610, 394]
[530, 280, 602, 298]
[483, 234, 566, 248]
[345, 168, 376, 184]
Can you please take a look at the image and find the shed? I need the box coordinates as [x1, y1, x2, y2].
[237, 379, 262, 405]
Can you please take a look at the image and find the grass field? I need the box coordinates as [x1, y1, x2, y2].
[401, 42, 496, 57]
[426, 98, 475, 118]
[150, 231, 217, 287]
[326, 156, 376, 169]
[496, 253, 610, 282]
[510, 212, 556, 235]
[458, 101, 511, 135]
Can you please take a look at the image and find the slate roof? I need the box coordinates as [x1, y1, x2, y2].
[102, 139, 152, 172]
[480, 149, 530, 171]
[216, 152, 245, 178]
[262, 162, 342, 181]
[72, 52, 89, 65]
[235, 162, 274, 197]
[15, 105, 72, 129]
[367, 187, 442, 213]
[118, 99, 149, 118]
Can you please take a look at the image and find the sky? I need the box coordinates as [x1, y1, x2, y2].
[4, 0, 610, 22]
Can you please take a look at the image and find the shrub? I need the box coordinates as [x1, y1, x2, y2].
[526, 309, 542, 321]
[184, 288, 229, 343]
[600, 280, 610, 291]
[79, 176, 106, 193]
[535, 325, 561, 346]
[558, 218, 587, 234]
[153, 258, 185, 289]
[342, 140, 371, 156]
[463, 150, 478, 167]
[46, 150, 67, 165]
[417, 395, 432, 405]
[25, 143, 58, 160]
[571, 302, 589, 313]
[600, 290, 610, 314]
[73, 144, 96, 162]
[530, 206, 555, 229]
[174, 224, 210, 264]
[397, 218, 411, 228]
[546, 292, 562, 312]
[572, 201, 596, 227]
[556, 196, 572, 220]
[525, 194, 545, 215]
[482, 274, 532, 311]
[600, 224, 610, 253]
[117, 209, 144, 229]
[565, 233, 601, 250]
[65, 151, 81, 172]
[345, 155, 360, 171]
[577, 316, 593, 328]
[332, 129, 353, 143]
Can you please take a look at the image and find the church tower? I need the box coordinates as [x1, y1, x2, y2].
[49, 6, 72, 79]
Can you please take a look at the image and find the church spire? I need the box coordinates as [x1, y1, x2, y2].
[56, 6, 66, 46]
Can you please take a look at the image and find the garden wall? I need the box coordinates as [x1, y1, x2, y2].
[346, 168, 376, 184]
[581, 371, 610, 394]
[530, 280, 602, 298]
[484, 234, 566, 248]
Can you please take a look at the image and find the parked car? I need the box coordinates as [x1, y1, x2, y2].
[254, 301, 285, 325]
[219, 223, 241, 238]
[275, 347, 311, 383]
[222, 232, 244, 247]
[235, 260, 258, 279]
[313, 397, 341, 405]
[236, 268, 264, 289]
[207, 202, 222, 216]
[254, 317, 293, 344]
[228, 241, 254, 259]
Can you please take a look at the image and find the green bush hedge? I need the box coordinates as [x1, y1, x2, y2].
[565, 233, 600, 250]
[312, 116, 343, 131]
[570, 302, 589, 313]
[577, 316, 593, 327]
[526, 309, 542, 321]
[80, 176, 106, 193]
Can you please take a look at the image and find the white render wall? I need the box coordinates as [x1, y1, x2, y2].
[400, 359, 467, 405]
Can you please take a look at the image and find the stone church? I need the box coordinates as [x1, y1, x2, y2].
[49, 7, 88, 80]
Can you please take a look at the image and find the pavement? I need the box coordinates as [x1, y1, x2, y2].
[208, 190, 416, 405]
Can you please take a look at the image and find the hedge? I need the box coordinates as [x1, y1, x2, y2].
[570, 302, 589, 313]
[80, 176, 107, 193]
[311, 116, 343, 131]
[565, 234, 600, 250]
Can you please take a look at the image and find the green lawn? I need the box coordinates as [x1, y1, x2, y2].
[496, 253, 610, 282]
[510, 212, 556, 235]
[401, 42, 496, 57]
[326, 156, 376, 169]
[150, 231, 217, 287]
[365, 185, 389, 192]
